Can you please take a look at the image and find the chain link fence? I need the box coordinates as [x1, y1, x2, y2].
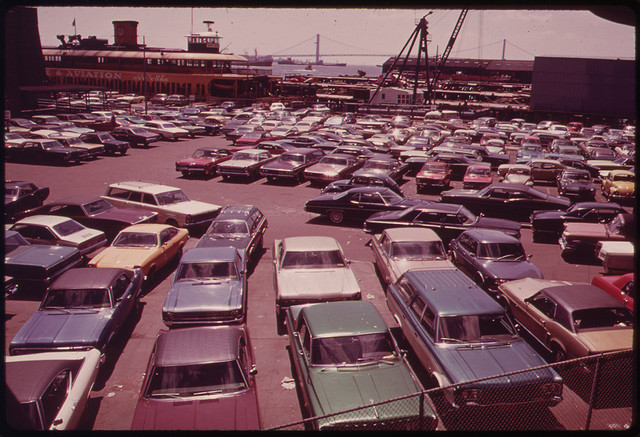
[267, 349, 633, 431]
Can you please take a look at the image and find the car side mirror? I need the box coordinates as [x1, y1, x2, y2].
[249, 365, 257, 376]
[364, 239, 372, 247]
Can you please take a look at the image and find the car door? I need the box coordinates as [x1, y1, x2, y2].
[350, 192, 388, 219]
[159, 228, 179, 266]
[451, 233, 477, 276]
[371, 233, 393, 284]
[108, 273, 135, 343]
[521, 293, 557, 348]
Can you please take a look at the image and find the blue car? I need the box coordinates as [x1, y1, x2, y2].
[10, 267, 143, 355]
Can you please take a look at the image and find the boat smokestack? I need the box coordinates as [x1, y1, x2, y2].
[113, 20, 138, 47]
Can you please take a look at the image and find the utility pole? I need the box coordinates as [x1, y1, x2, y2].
[143, 35, 148, 115]
[316, 34, 320, 64]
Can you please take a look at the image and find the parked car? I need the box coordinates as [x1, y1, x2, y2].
[102, 181, 221, 233]
[20, 196, 158, 242]
[321, 172, 403, 196]
[415, 161, 452, 192]
[79, 132, 130, 155]
[462, 163, 493, 190]
[423, 153, 479, 179]
[530, 201, 626, 241]
[528, 159, 568, 184]
[143, 120, 189, 141]
[555, 168, 597, 201]
[387, 269, 563, 409]
[88, 223, 188, 286]
[5, 230, 83, 288]
[498, 278, 633, 361]
[259, 147, 325, 183]
[5, 181, 49, 222]
[364, 202, 521, 243]
[352, 155, 409, 183]
[5, 139, 88, 165]
[130, 326, 261, 430]
[285, 301, 437, 430]
[440, 183, 571, 222]
[591, 273, 634, 311]
[110, 126, 162, 147]
[304, 186, 425, 225]
[369, 227, 454, 285]
[502, 164, 533, 186]
[273, 236, 361, 321]
[449, 229, 543, 298]
[195, 205, 267, 268]
[175, 147, 233, 178]
[596, 241, 634, 274]
[559, 213, 636, 258]
[162, 247, 246, 326]
[150, 93, 168, 105]
[9, 267, 143, 355]
[601, 169, 634, 201]
[10, 215, 106, 256]
[5, 349, 102, 430]
[303, 153, 364, 186]
[216, 148, 276, 181]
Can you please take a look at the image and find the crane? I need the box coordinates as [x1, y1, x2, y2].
[428, 9, 468, 103]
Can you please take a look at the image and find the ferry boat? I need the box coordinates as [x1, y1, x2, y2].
[42, 20, 279, 100]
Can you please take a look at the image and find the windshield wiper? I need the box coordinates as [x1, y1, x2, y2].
[191, 389, 224, 396]
[440, 337, 465, 343]
[44, 306, 71, 313]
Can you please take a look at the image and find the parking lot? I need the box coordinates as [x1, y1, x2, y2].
[4, 132, 620, 430]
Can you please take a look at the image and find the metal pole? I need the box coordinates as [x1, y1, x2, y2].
[143, 36, 148, 115]
[316, 34, 320, 64]
[502, 39, 506, 60]
[585, 355, 602, 430]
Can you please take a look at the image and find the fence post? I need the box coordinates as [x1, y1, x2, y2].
[585, 355, 602, 430]
[419, 391, 425, 430]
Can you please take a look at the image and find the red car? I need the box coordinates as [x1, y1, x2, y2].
[462, 163, 493, 189]
[131, 325, 261, 430]
[233, 131, 273, 148]
[175, 147, 233, 177]
[415, 161, 452, 193]
[591, 273, 634, 311]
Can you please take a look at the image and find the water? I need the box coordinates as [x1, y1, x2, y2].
[256, 63, 384, 79]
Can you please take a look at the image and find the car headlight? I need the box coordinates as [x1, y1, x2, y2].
[164, 312, 174, 320]
[540, 382, 563, 397]
[458, 388, 481, 404]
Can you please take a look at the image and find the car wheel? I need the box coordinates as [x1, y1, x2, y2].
[329, 209, 344, 224]
[553, 346, 567, 363]
[182, 171, 189, 177]
[165, 219, 179, 227]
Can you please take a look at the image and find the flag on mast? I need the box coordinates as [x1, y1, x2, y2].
[72, 18, 76, 26]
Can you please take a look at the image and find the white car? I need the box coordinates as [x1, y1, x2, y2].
[596, 241, 634, 274]
[368, 227, 455, 285]
[5, 349, 101, 430]
[143, 121, 189, 140]
[502, 164, 534, 186]
[10, 215, 107, 256]
[273, 236, 361, 321]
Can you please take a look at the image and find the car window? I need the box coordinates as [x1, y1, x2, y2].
[128, 191, 142, 203]
[14, 225, 55, 240]
[395, 276, 415, 301]
[529, 295, 556, 319]
[414, 211, 442, 224]
[300, 320, 311, 359]
[410, 296, 426, 320]
[311, 332, 394, 365]
[379, 234, 391, 255]
[41, 370, 71, 428]
[281, 250, 345, 269]
[159, 229, 171, 245]
[142, 194, 157, 205]
[107, 187, 130, 199]
[112, 274, 131, 301]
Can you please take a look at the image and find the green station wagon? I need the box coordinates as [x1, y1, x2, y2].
[285, 301, 438, 430]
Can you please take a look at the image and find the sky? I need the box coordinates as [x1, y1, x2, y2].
[34, 7, 635, 65]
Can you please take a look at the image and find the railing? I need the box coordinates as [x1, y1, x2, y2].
[266, 350, 634, 431]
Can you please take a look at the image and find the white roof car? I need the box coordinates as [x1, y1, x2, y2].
[273, 236, 361, 319]
[10, 214, 107, 255]
[144, 121, 189, 140]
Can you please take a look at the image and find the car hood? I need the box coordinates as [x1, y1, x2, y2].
[89, 247, 154, 270]
[530, 210, 565, 220]
[310, 362, 420, 418]
[219, 160, 260, 168]
[438, 339, 554, 385]
[576, 329, 633, 354]
[97, 208, 157, 223]
[417, 171, 447, 179]
[473, 217, 521, 233]
[163, 279, 243, 313]
[11, 308, 115, 349]
[176, 157, 215, 166]
[563, 222, 607, 239]
[562, 181, 596, 190]
[609, 182, 634, 193]
[390, 259, 455, 277]
[505, 175, 531, 184]
[159, 200, 221, 215]
[481, 260, 542, 280]
[306, 163, 347, 173]
[5, 244, 79, 269]
[131, 390, 260, 430]
[261, 160, 298, 170]
[277, 268, 360, 300]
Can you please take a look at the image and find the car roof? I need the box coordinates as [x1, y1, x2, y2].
[5, 181, 34, 188]
[108, 181, 180, 194]
[180, 247, 238, 263]
[403, 269, 503, 316]
[49, 195, 104, 206]
[571, 201, 622, 210]
[542, 284, 627, 312]
[282, 236, 340, 252]
[14, 214, 75, 226]
[301, 301, 387, 338]
[382, 227, 442, 242]
[6, 357, 83, 402]
[460, 229, 519, 243]
[119, 223, 176, 234]
[216, 204, 260, 220]
[154, 326, 243, 367]
[50, 267, 126, 290]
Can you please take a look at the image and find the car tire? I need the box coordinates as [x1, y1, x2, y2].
[553, 346, 567, 363]
[182, 171, 189, 177]
[329, 209, 344, 224]
[165, 219, 179, 227]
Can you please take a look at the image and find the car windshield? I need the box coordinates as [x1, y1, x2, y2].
[571, 307, 633, 331]
[477, 242, 526, 260]
[508, 167, 530, 176]
[613, 174, 634, 182]
[566, 173, 590, 181]
[175, 261, 237, 280]
[207, 220, 249, 235]
[98, 134, 115, 141]
[5, 232, 30, 253]
[193, 149, 222, 158]
[422, 162, 446, 172]
[439, 314, 517, 343]
[156, 190, 189, 205]
[113, 232, 157, 247]
[146, 361, 246, 397]
[43, 288, 110, 309]
[364, 161, 393, 171]
[606, 216, 625, 234]
[64, 137, 82, 145]
[42, 141, 64, 150]
[311, 332, 396, 365]
[279, 154, 304, 163]
[233, 152, 259, 161]
[281, 250, 346, 269]
[52, 220, 85, 236]
[319, 156, 348, 165]
[82, 199, 113, 215]
[390, 241, 446, 260]
[5, 187, 19, 197]
[467, 167, 490, 176]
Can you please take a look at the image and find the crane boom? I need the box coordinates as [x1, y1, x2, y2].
[431, 9, 468, 90]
